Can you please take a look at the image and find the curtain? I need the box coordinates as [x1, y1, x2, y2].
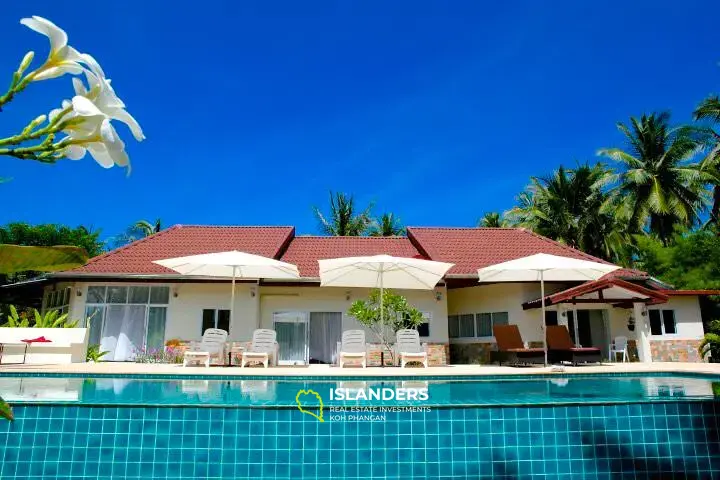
[309, 312, 342, 364]
[101, 305, 147, 361]
[274, 312, 307, 364]
[146, 307, 167, 350]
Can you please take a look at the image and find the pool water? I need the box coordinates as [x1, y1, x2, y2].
[0, 373, 716, 407]
[0, 373, 719, 479]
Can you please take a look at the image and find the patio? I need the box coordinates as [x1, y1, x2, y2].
[1, 360, 719, 377]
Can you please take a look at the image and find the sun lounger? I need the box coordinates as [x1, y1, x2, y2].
[183, 328, 228, 367]
[394, 329, 428, 367]
[546, 325, 602, 365]
[338, 330, 367, 368]
[492, 325, 545, 366]
[241, 329, 277, 368]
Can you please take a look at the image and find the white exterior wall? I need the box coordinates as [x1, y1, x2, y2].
[648, 296, 705, 340]
[607, 296, 705, 341]
[259, 285, 449, 344]
[446, 283, 569, 345]
[64, 281, 446, 344]
[69, 281, 259, 343]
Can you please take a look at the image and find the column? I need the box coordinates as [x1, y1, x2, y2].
[633, 302, 652, 363]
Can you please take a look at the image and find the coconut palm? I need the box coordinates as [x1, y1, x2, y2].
[111, 218, 163, 248]
[478, 212, 507, 228]
[133, 219, 162, 237]
[598, 112, 709, 244]
[694, 95, 720, 225]
[368, 213, 405, 236]
[506, 163, 627, 261]
[313, 192, 373, 236]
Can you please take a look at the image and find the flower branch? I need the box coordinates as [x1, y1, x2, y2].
[0, 16, 144, 170]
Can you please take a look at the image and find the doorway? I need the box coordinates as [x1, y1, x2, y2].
[272, 311, 342, 365]
[567, 309, 610, 358]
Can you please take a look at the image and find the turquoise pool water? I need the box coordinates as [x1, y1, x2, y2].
[0, 372, 716, 407]
[0, 373, 719, 479]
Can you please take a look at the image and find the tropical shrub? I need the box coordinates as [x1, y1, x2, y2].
[86, 344, 109, 362]
[2, 306, 79, 328]
[348, 289, 424, 363]
[699, 320, 720, 362]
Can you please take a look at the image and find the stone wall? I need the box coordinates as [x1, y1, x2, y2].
[650, 339, 704, 362]
[449, 343, 495, 364]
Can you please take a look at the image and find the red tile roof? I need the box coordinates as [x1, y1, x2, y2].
[522, 278, 669, 309]
[657, 289, 720, 296]
[406, 227, 610, 275]
[71, 225, 295, 275]
[280, 236, 425, 277]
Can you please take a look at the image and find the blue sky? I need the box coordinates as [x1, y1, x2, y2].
[0, 1, 718, 241]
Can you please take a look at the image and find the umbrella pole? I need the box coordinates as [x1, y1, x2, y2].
[541, 270, 547, 366]
[230, 266, 236, 333]
[380, 274, 385, 368]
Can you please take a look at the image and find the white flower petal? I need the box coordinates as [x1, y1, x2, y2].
[20, 16, 67, 54]
[71, 96, 103, 117]
[32, 63, 83, 81]
[72, 77, 87, 96]
[64, 145, 86, 160]
[79, 53, 105, 78]
[86, 144, 115, 168]
[110, 108, 145, 141]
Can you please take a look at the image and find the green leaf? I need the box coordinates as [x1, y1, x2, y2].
[0, 397, 13, 421]
[0, 244, 88, 274]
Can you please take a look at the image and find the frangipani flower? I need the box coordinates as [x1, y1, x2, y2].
[50, 98, 130, 169]
[73, 72, 145, 141]
[19, 16, 85, 81]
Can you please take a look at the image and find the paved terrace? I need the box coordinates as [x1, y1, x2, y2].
[1, 362, 719, 377]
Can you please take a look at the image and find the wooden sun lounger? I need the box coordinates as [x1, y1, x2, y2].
[546, 325, 602, 365]
[492, 325, 545, 366]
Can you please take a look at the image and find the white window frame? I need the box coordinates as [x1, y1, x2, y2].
[43, 286, 72, 315]
[648, 309, 678, 336]
[84, 285, 171, 347]
[448, 311, 509, 339]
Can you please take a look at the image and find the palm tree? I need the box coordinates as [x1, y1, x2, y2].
[694, 95, 720, 225]
[313, 192, 373, 236]
[478, 212, 507, 228]
[598, 112, 709, 244]
[133, 219, 162, 237]
[368, 213, 405, 236]
[111, 218, 163, 248]
[506, 163, 627, 261]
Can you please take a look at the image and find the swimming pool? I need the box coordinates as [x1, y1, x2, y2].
[0, 373, 719, 479]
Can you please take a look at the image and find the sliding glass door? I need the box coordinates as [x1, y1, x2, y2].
[273, 312, 308, 365]
[309, 312, 342, 364]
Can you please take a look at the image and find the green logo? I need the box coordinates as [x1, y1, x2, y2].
[296, 389, 324, 422]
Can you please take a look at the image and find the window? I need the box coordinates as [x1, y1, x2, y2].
[84, 285, 170, 356]
[449, 314, 475, 338]
[449, 312, 509, 338]
[417, 312, 431, 337]
[398, 312, 431, 337]
[649, 309, 677, 335]
[44, 287, 71, 315]
[202, 309, 230, 334]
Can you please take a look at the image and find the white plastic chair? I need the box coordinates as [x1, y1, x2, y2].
[394, 329, 428, 368]
[183, 328, 228, 367]
[241, 329, 277, 368]
[338, 330, 367, 368]
[609, 336, 629, 362]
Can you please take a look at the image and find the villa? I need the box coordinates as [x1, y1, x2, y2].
[17, 225, 717, 365]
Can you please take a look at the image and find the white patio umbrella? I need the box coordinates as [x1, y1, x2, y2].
[153, 251, 300, 329]
[476, 253, 621, 365]
[318, 254, 455, 334]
